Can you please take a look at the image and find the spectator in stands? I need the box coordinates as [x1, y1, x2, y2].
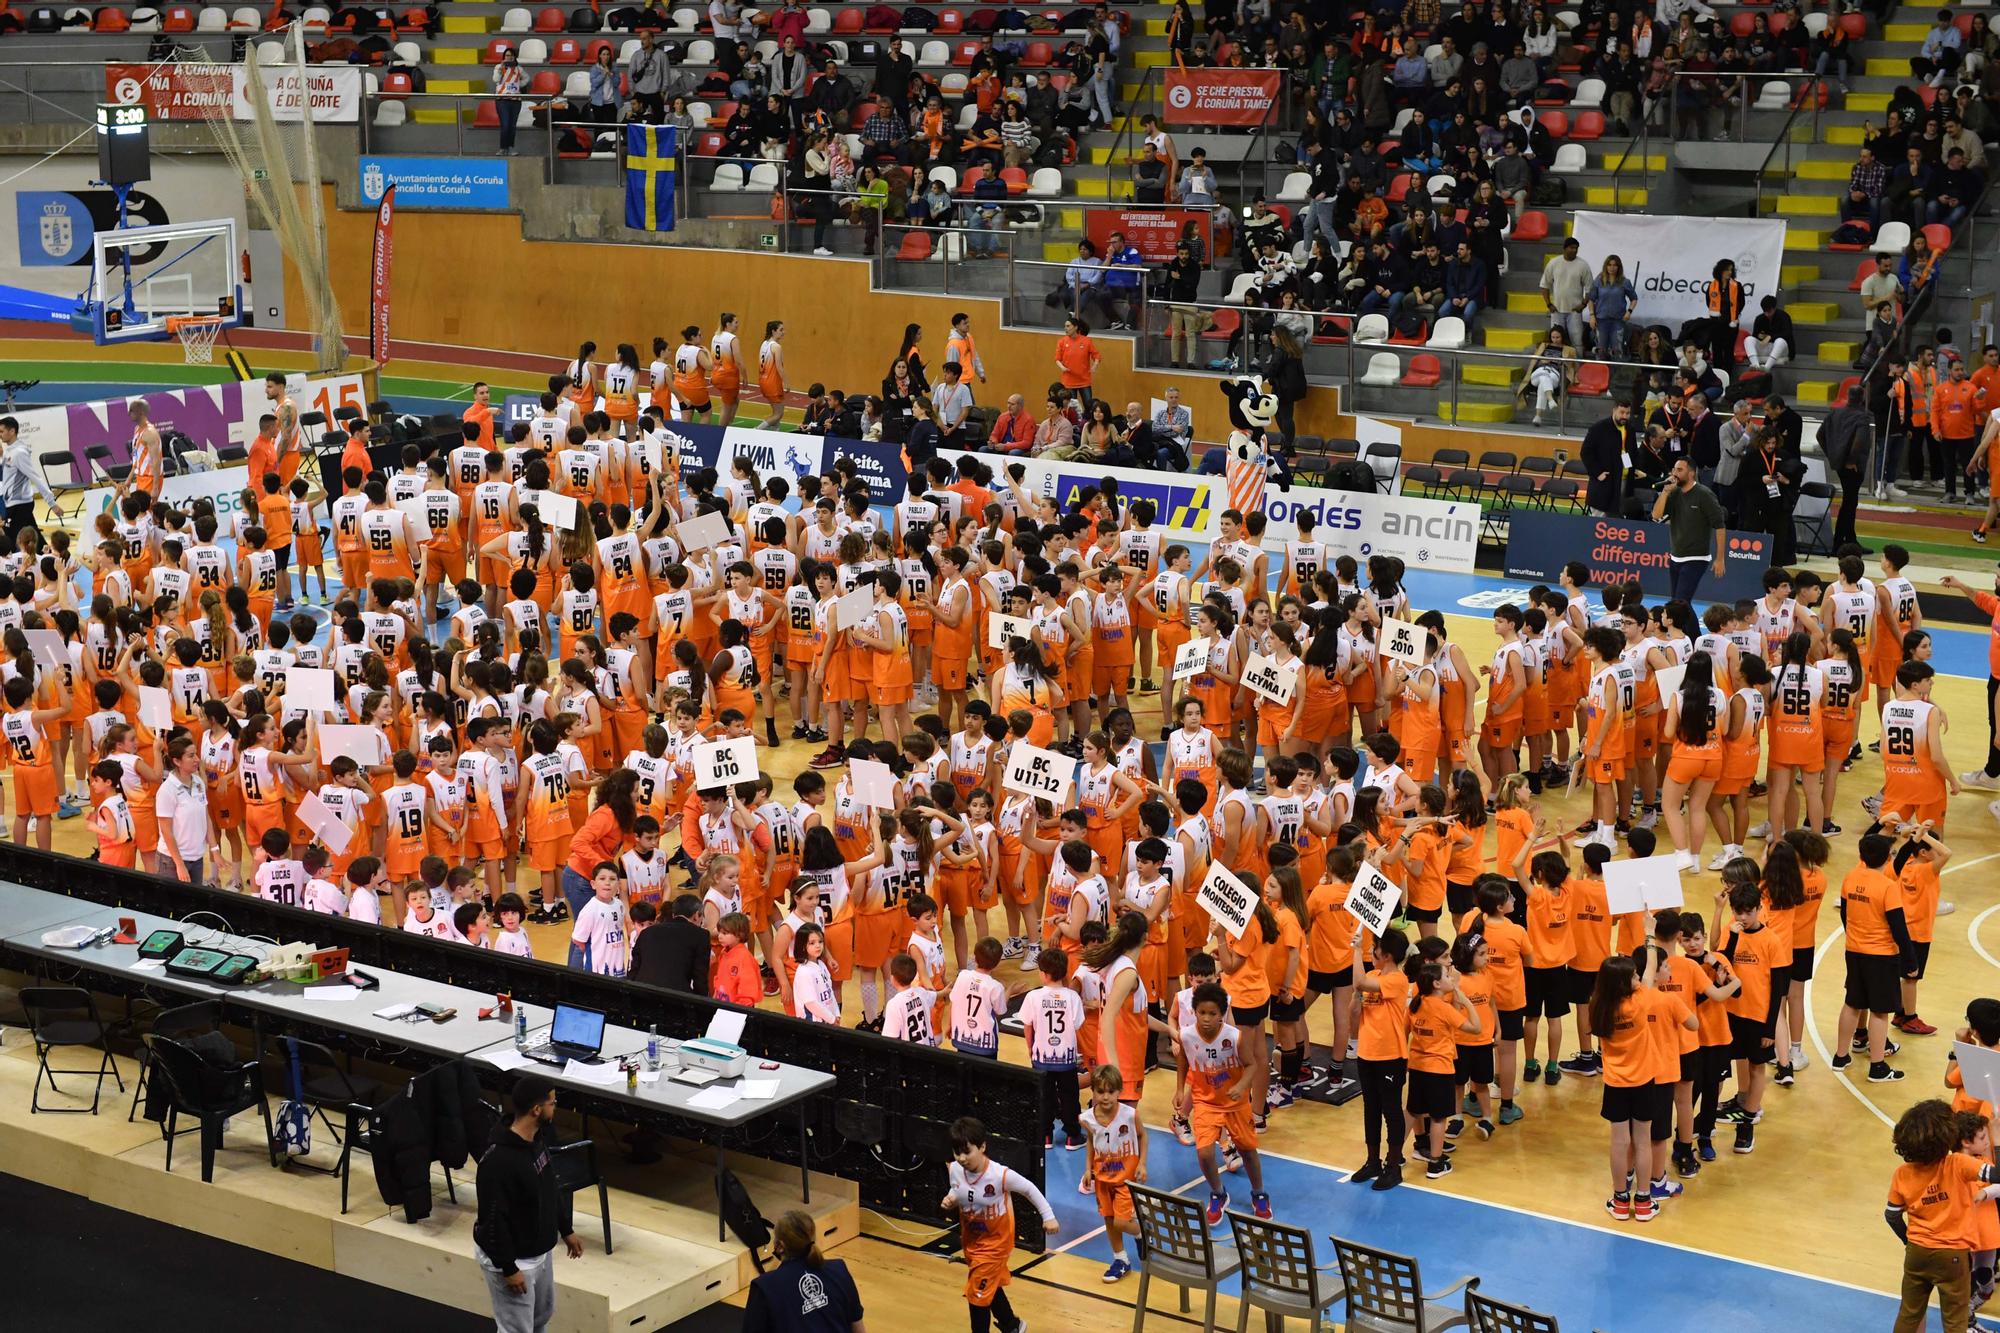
[754, 94, 791, 158]
[904, 395, 943, 468]
[1714, 397, 1756, 518]
[1033, 392, 1076, 455]
[988, 394, 1036, 453]
[665, 95, 696, 138]
[1582, 401, 1635, 516]
[587, 44, 624, 128]
[807, 59, 856, 130]
[709, 0, 748, 42]
[1161, 240, 1207, 369]
[1856, 301, 1903, 369]
[1496, 39, 1537, 105]
[1860, 255, 1903, 329]
[1516, 325, 1578, 427]
[965, 173, 1008, 258]
[1406, 241, 1449, 322]
[847, 165, 888, 255]
[1391, 40, 1431, 104]
[1745, 296, 1795, 374]
[797, 131, 834, 254]
[1701, 258, 1745, 380]
[492, 50, 527, 155]
[880, 358, 917, 443]
[1929, 147, 1983, 230]
[1176, 149, 1220, 211]
[1813, 3, 1856, 92]
[910, 177, 955, 228]
[801, 385, 838, 435]
[861, 102, 909, 166]
[1584, 254, 1638, 363]
[774, 38, 811, 129]
[1539, 236, 1592, 350]
[1062, 239, 1112, 324]
[1478, 136, 1527, 212]
[768, 0, 809, 44]
[629, 32, 669, 124]
[1645, 386, 1694, 472]
[1883, 145, 1934, 229]
[1843, 146, 1887, 227]
[998, 102, 1038, 168]
[1404, 0, 1441, 33]
[1428, 35, 1464, 87]
[1086, 52, 1118, 127]
[1263, 327, 1309, 446]
[1133, 147, 1169, 204]
[876, 39, 915, 114]
[1942, 115, 1985, 171]
[1057, 316, 1102, 410]
[1153, 388, 1194, 461]
[1902, 234, 1941, 328]
[1744, 423, 1805, 563]
[1077, 399, 1124, 462]
[1100, 232, 1145, 331]
[932, 363, 974, 449]
[1441, 240, 1486, 324]
[1356, 239, 1409, 321]
[1913, 9, 1963, 86]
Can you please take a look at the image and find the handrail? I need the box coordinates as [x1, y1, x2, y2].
[1663, 67, 1824, 147]
[1237, 66, 1292, 209]
[1104, 63, 1160, 202]
[1751, 73, 1826, 219]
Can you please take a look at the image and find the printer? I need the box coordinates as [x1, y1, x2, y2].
[677, 1037, 748, 1078]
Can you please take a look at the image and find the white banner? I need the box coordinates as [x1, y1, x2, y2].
[938, 450, 1480, 573]
[1196, 862, 1257, 940]
[233, 64, 363, 124]
[1568, 212, 1787, 332]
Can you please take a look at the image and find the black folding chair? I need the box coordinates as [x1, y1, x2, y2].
[267, 1036, 385, 1212]
[23, 986, 125, 1115]
[146, 1033, 276, 1183]
[129, 998, 223, 1124]
[551, 1138, 615, 1254]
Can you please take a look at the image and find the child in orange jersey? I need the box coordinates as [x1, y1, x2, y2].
[1515, 847, 1576, 1086]
[943, 1116, 1058, 1333]
[1886, 1099, 2000, 1333]
[85, 759, 136, 867]
[1592, 953, 1694, 1223]
[1081, 1064, 1148, 1282]
[1177, 980, 1272, 1224]
[1717, 871, 1788, 1154]
[1403, 939, 1483, 1181]
[1892, 821, 1951, 1037]
[1352, 929, 1415, 1190]
[1471, 876, 1531, 1126]
[710, 912, 762, 1008]
[1834, 830, 1919, 1086]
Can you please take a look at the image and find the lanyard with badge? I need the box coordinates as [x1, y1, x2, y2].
[1761, 448, 1781, 498]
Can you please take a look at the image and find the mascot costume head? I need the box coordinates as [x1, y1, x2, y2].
[1220, 376, 1284, 518]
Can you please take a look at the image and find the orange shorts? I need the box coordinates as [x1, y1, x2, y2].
[1583, 752, 1625, 785]
[294, 531, 323, 567]
[1664, 747, 1723, 786]
[245, 800, 287, 850]
[1768, 730, 1824, 773]
[1403, 747, 1438, 784]
[12, 764, 55, 818]
[424, 544, 466, 586]
[854, 907, 905, 971]
[934, 655, 969, 691]
[1190, 1097, 1257, 1153]
[1883, 796, 1948, 831]
[530, 834, 566, 873]
[479, 555, 510, 589]
[1092, 657, 1132, 699]
[964, 1254, 1009, 1308]
[998, 849, 1033, 906]
[1482, 716, 1523, 750]
[208, 782, 244, 832]
[470, 834, 506, 862]
[1824, 720, 1858, 765]
[935, 864, 974, 916]
[870, 681, 912, 708]
[1635, 719, 1661, 759]
[1092, 1171, 1135, 1222]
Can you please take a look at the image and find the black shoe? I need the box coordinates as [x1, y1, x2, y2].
[1733, 1124, 1755, 1154]
[1370, 1162, 1402, 1191]
[1869, 1062, 1906, 1083]
[1350, 1160, 1382, 1184]
[1772, 1063, 1794, 1087]
[1831, 1053, 1853, 1070]
[544, 901, 569, 923]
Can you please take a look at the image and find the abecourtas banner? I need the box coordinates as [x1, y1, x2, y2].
[1566, 212, 1787, 332]
[16, 373, 367, 483]
[1504, 511, 1770, 601]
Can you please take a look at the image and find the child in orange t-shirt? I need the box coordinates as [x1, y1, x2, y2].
[710, 911, 763, 1007]
[254, 472, 296, 609]
[1886, 1099, 2000, 1326]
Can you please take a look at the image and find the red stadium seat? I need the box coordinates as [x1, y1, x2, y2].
[1022, 39, 1052, 65]
[1401, 353, 1442, 388]
[1793, 83, 1829, 109]
[551, 37, 583, 62]
[1956, 12, 1975, 37]
[474, 99, 501, 127]
[382, 71, 414, 98]
[896, 231, 934, 260]
[709, 100, 739, 124]
[1838, 11, 1865, 38]
[935, 8, 962, 33]
[952, 40, 981, 64]
[534, 6, 565, 31]
[529, 70, 562, 94]
[1537, 110, 1569, 138]
[1766, 11, 1790, 34]
[1512, 210, 1549, 241]
[1828, 219, 1871, 251]
[1836, 375, 1860, 404]
[1728, 12, 1754, 36]
[1000, 166, 1028, 193]
[483, 38, 517, 62]
[833, 8, 863, 32]
[1266, 203, 1292, 229]
[585, 38, 615, 64]
[1203, 308, 1240, 341]
[1389, 319, 1427, 346]
[162, 5, 196, 31]
[1849, 257, 1877, 290]
[693, 130, 726, 155]
[1387, 174, 1410, 203]
[94, 6, 130, 30]
[958, 165, 988, 192]
[1917, 84, 1938, 108]
[1572, 361, 1610, 396]
[1571, 110, 1604, 140]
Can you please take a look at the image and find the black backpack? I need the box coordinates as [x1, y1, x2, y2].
[1531, 176, 1566, 207]
[718, 1167, 774, 1270]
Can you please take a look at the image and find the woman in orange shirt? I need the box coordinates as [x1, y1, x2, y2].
[1404, 946, 1482, 1180]
[1054, 314, 1101, 408]
[1213, 889, 1276, 1126]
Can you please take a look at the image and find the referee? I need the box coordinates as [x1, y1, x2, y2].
[474, 1075, 583, 1333]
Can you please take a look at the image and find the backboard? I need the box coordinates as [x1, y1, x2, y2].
[74, 217, 243, 345]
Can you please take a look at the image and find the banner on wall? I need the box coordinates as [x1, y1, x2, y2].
[1082, 208, 1212, 264]
[369, 185, 395, 367]
[14, 373, 367, 486]
[1162, 68, 1280, 126]
[1504, 511, 1769, 602]
[933, 450, 1480, 573]
[104, 63, 363, 124]
[1567, 212, 1786, 331]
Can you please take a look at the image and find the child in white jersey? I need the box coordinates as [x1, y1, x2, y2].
[251, 826, 306, 908]
[882, 953, 939, 1046]
[950, 936, 1009, 1057]
[491, 891, 536, 958]
[1019, 944, 1088, 1149]
[345, 856, 385, 925]
[570, 861, 628, 977]
[1081, 1064, 1148, 1283]
[300, 845, 347, 915]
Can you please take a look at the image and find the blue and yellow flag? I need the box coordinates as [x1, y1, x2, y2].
[624, 123, 678, 232]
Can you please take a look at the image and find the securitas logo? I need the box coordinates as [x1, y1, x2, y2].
[1050, 472, 1213, 533]
[1725, 535, 1766, 561]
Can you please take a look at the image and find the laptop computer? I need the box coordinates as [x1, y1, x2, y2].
[522, 1003, 607, 1067]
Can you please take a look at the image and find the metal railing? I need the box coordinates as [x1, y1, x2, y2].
[1007, 257, 1151, 333]
[1749, 73, 1830, 217]
[1663, 68, 1826, 147]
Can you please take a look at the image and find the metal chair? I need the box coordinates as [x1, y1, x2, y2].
[1129, 1182, 1242, 1333]
[146, 1033, 277, 1183]
[84, 444, 129, 486]
[22, 987, 125, 1115]
[1403, 464, 1443, 498]
[1226, 1210, 1347, 1332]
[1542, 477, 1583, 512]
[37, 450, 89, 525]
[1467, 1288, 1561, 1332]
[1517, 455, 1556, 479]
[551, 1137, 615, 1253]
[1330, 1234, 1476, 1332]
[1793, 480, 1835, 556]
[268, 1036, 385, 1212]
[128, 999, 223, 1124]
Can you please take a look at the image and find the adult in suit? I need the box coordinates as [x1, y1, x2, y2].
[1581, 401, 1634, 517]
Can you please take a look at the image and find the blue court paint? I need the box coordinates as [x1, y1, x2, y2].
[1040, 1129, 1899, 1330]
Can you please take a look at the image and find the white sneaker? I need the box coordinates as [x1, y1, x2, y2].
[1707, 847, 1737, 871]
[1636, 809, 1660, 830]
[1938, 901, 1957, 917]
[811, 247, 833, 256]
[1675, 850, 1698, 872]
[1872, 482, 1886, 499]
[1962, 771, 2000, 792]
[1020, 951, 1041, 972]
[1747, 821, 1772, 840]
[1791, 1041, 1808, 1070]
[1885, 485, 1910, 500]
[1862, 794, 1883, 818]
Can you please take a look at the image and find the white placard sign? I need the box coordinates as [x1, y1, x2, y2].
[23, 629, 65, 672]
[287, 666, 338, 714]
[1378, 616, 1427, 666]
[138, 685, 173, 730]
[987, 612, 1033, 652]
[1002, 740, 1075, 805]
[694, 736, 759, 789]
[1171, 635, 1210, 683]
[296, 792, 353, 855]
[847, 757, 897, 809]
[1955, 1042, 2000, 1110]
[677, 510, 733, 552]
[834, 585, 878, 631]
[394, 497, 431, 547]
[1604, 853, 1685, 914]
[537, 491, 580, 531]
[1240, 652, 1299, 707]
[1196, 861, 1257, 940]
[318, 723, 385, 766]
[1652, 662, 1687, 701]
[1343, 861, 1403, 938]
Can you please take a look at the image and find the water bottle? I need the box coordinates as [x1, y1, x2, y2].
[646, 1022, 660, 1072]
[515, 1007, 529, 1050]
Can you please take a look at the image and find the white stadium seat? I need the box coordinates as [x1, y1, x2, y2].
[1570, 77, 1604, 108]
[710, 162, 745, 191]
[1354, 313, 1390, 344]
[501, 6, 532, 31]
[374, 100, 407, 126]
[1359, 352, 1402, 385]
[518, 37, 548, 63]
[564, 70, 592, 98]
[1754, 79, 1791, 109]
[393, 39, 421, 63]
[1872, 221, 1911, 252]
[231, 6, 261, 27]
[1224, 272, 1258, 304]
[746, 161, 781, 190]
[920, 39, 950, 64]
[686, 38, 715, 63]
[1026, 167, 1062, 197]
[1427, 317, 1467, 350]
[619, 38, 641, 64]
[670, 8, 699, 32]
[196, 7, 229, 31]
[806, 7, 830, 31]
[1276, 171, 1310, 202]
[1551, 143, 1587, 173]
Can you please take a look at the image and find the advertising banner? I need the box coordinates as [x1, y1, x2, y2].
[1567, 212, 1787, 331]
[1503, 511, 1770, 602]
[104, 62, 363, 123]
[1083, 207, 1212, 263]
[1162, 68, 1280, 126]
[358, 156, 510, 211]
[369, 186, 395, 366]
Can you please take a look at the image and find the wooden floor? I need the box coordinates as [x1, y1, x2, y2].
[19, 605, 2000, 1326]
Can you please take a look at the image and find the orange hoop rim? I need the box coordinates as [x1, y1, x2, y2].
[165, 314, 226, 332]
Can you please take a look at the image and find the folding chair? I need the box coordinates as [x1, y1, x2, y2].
[129, 999, 223, 1124]
[1517, 455, 1556, 480]
[84, 444, 129, 487]
[1793, 481, 1835, 556]
[37, 450, 89, 526]
[551, 1138, 615, 1253]
[1331, 1235, 1477, 1332]
[23, 986, 126, 1115]
[1542, 477, 1583, 512]
[1403, 464, 1444, 498]
[1467, 1288, 1563, 1333]
[267, 1036, 385, 1211]
[1129, 1183, 1242, 1333]
[1226, 1211, 1347, 1332]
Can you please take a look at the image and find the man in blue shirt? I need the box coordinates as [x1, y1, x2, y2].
[1102, 229, 1144, 331]
[1442, 240, 1486, 324]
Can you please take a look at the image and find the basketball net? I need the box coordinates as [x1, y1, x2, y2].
[185, 29, 346, 373]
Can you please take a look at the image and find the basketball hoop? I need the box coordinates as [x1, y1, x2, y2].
[166, 314, 224, 365]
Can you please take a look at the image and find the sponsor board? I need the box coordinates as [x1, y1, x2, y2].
[1568, 212, 1786, 331]
[1503, 512, 1768, 602]
[1162, 69, 1280, 126]
[105, 62, 363, 123]
[359, 156, 510, 210]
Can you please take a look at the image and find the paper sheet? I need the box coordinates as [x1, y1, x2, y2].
[686, 1086, 742, 1111]
[678, 509, 732, 552]
[738, 1080, 780, 1101]
[373, 1004, 419, 1021]
[705, 1010, 747, 1045]
[138, 684, 173, 730]
[287, 666, 338, 714]
[301, 985, 360, 1003]
[564, 1059, 631, 1087]
[296, 792, 354, 855]
[538, 491, 580, 531]
[130, 958, 166, 971]
[318, 723, 384, 765]
[484, 1047, 534, 1071]
[848, 758, 897, 809]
